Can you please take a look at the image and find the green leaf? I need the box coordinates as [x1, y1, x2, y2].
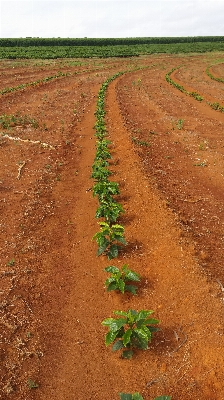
[102, 318, 127, 333]
[112, 339, 124, 352]
[132, 328, 149, 350]
[115, 236, 127, 245]
[154, 397, 171, 400]
[106, 281, 119, 292]
[114, 310, 128, 317]
[144, 318, 160, 325]
[104, 265, 119, 273]
[97, 245, 107, 256]
[105, 330, 118, 346]
[107, 244, 119, 259]
[119, 394, 133, 400]
[124, 270, 140, 282]
[125, 284, 138, 295]
[122, 349, 133, 359]
[123, 328, 132, 346]
[136, 310, 153, 321]
[118, 279, 125, 294]
[132, 394, 144, 400]
[101, 317, 114, 326]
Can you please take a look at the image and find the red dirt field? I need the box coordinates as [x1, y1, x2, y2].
[1, 53, 224, 400]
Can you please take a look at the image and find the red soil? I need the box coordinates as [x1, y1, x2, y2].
[1, 54, 224, 400]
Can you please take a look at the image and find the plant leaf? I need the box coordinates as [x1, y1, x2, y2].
[132, 394, 144, 400]
[122, 349, 133, 359]
[114, 310, 128, 317]
[107, 244, 119, 259]
[154, 397, 172, 400]
[112, 339, 124, 352]
[119, 394, 133, 400]
[105, 330, 118, 346]
[132, 328, 149, 350]
[136, 310, 154, 321]
[123, 328, 132, 346]
[104, 265, 119, 273]
[106, 281, 118, 292]
[102, 318, 126, 333]
[118, 279, 125, 294]
[125, 284, 138, 295]
[124, 270, 140, 282]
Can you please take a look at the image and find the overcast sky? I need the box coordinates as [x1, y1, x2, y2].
[0, 0, 223, 38]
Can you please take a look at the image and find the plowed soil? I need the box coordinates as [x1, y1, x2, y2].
[1, 53, 224, 400]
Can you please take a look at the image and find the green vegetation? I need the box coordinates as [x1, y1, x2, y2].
[0, 113, 39, 129]
[1, 36, 224, 58]
[104, 264, 140, 295]
[102, 309, 159, 359]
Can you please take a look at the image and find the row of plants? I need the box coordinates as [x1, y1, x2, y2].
[0, 63, 120, 97]
[1, 41, 224, 59]
[0, 71, 70, 95]
[165, 67, 203, 101]
[206, 64, 224, 112]
[206, 63, 224, 83]
[1, 36, 224, 47]
[0, 112, 39, 129]
[91, 73, 171, 399]
[165, 65, 224, 114]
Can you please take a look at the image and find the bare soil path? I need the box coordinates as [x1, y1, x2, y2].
[1, 55, 224, 400]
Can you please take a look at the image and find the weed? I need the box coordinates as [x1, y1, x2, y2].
[6, 258, 15, 266]
[104, 264, 140, 295]
[27, 378, 38, 389]
[131, 137, 150, 147]
[102, 309, 159, 359]
[176, 119, 184, 130]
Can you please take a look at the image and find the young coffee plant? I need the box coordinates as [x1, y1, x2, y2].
[102, 309, 159, 359]
[104, 264, 140, 295]
[95, 199, 124, 223]
[93, 221, 126, 259]
[119, 395, 171, 400]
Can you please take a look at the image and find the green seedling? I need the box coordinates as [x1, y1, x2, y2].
[176, 119, 184, 130]
[93, 221, 126, 259]
[6, 258, 15, 266]
[27, 378, 38, 389]
[104, 264, 140, 294]
[96, 199, 124, 223]
[102, 309, 159, 359]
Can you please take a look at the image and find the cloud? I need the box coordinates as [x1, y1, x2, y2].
[1, 0, 224, 38]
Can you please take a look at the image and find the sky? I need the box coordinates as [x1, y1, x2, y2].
[0, 0, 224, 38]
